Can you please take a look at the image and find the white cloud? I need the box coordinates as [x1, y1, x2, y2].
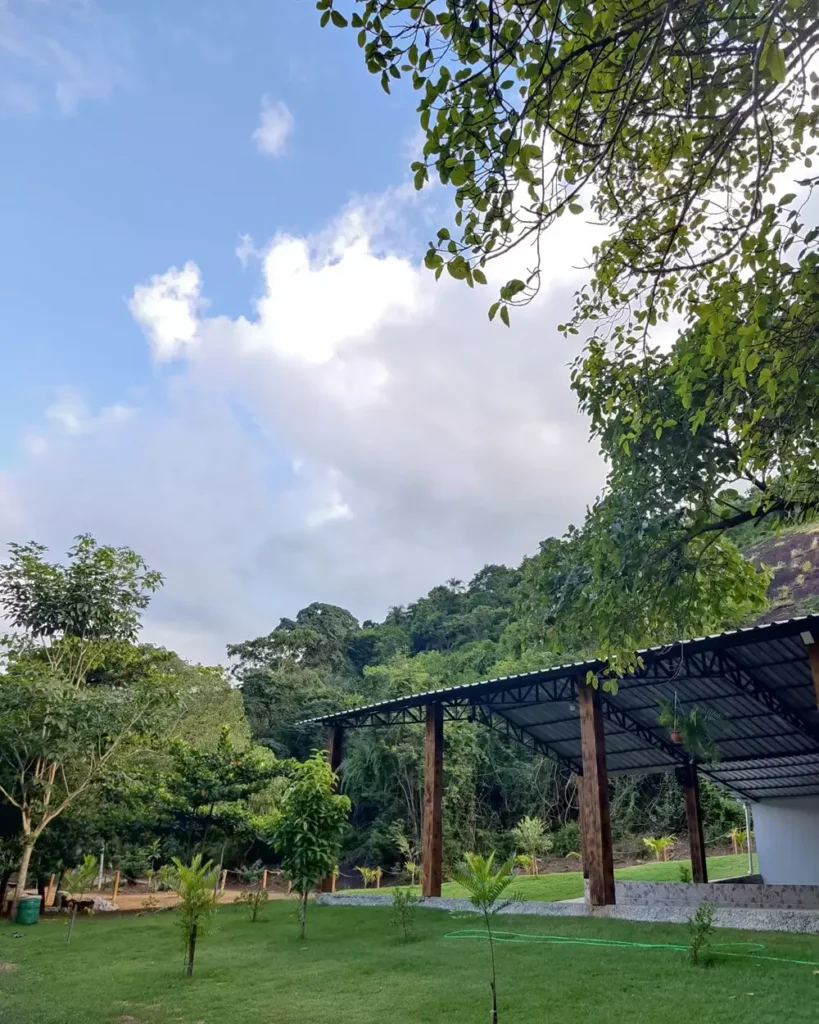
[235, 233, 260, 267]
[20, 390, 135, 459]
[0, 186, 605, 665]
[45, 390, 135, 435]
[129, 262, 202, 362]
[253, 96, 294, 158]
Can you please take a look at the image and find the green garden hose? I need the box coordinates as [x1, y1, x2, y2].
[443, 930, 819, 968]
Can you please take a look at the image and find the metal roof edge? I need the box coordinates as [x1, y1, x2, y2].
[299, 613, 819, 727]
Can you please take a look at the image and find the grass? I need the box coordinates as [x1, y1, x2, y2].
[380, 853, 757, 902]
[1, 895, 818, 1023]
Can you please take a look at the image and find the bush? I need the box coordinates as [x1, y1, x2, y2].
[552, 821, 581, 858]
[688, 902, 715, 966]
[391, 887, 419, 942]
[235, 886, 269, 922]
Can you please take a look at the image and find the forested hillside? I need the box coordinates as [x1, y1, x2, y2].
[229, 520, 819, 871]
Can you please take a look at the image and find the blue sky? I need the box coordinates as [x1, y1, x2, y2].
[0, 0, 603, 663]
[1, 1, 414, 457]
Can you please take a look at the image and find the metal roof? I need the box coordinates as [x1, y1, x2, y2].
[308, 615, 819, 801]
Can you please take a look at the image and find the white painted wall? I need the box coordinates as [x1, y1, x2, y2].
[753, 796, 819, 885]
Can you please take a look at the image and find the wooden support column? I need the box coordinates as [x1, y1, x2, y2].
[677, 762, 708, 883]
[577, 681, 615, 906]
[422, 703, 444, 898]
[320, 724, 345, 894]
[808, 642, 819, 708]
[576, 773, 591, 881]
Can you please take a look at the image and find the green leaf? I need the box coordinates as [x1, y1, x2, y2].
[500, 305, 510, 327]
[766, 42, 786, 84]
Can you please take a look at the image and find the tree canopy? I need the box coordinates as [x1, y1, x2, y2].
[319, 0, 819, 669]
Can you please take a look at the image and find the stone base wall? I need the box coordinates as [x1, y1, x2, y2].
[316, 892, 819, 934]
[583, 879, 819, 910]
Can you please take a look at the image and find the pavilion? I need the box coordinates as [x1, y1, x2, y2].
[308, 615, 819, 906]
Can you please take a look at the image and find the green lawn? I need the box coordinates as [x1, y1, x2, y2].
[1, 896, 817, 1024]
[381, 853, 757, 902]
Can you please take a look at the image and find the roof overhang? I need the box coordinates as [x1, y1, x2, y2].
[306, 616, 819, 801]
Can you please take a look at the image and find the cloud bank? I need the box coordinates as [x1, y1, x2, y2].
[0, 188, 605, 664]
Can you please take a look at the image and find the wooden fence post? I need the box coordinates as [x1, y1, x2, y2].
[261, 869, 268, 891]
[112, 871, 121, 901]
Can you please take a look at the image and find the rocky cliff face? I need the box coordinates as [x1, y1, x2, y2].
[744, 522, 819, 622]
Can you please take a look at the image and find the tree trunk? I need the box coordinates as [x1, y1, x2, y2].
[185, 924, 197, 977]
[12, 841, 35, 918]
[37, 877, 47, 915]
[0, 869, 11, 918]
[490, 980, 498, 1024]
[300, 893, 308, 939]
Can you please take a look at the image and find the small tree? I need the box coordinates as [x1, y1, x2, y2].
[393, 828, 421, 886]
[172, 854, 219, 977]
[727, 827, 749, 855]
[390, 887, 419, 942]
[511, 816, 552, 875]
[62, 854, 98, 945]
[688, 902, 716, 966]
[234, 862, 268, 922]
[356, 865, 381, 889]
[272, 751, 350, 938]
[642, 835, 677, 862]
[452, 853, 520, 1024]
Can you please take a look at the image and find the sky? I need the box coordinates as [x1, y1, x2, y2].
[0, 0, 605, 665]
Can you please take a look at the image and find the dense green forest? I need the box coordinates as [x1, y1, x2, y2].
[228, 520, 819, 873]
[1, 517, 816, 895]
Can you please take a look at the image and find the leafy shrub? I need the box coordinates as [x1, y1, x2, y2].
[510, 816, 552, 875]
[235, 886, 269, 922]
[688, 902, 715, 966]
[391, 887, 419, 942]
[552, 821, 581, 857]
[678, 864, 693, 883]
[154, 864, 179, 891]
[355, 865, 381, 888]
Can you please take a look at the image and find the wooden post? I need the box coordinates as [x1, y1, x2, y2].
[808, 643, 819, 708]
[46, 874, 56, 908]
[112, 871, 120, 902]
[220, 869, 227, 893]
[261, 869, 268, 892]
[577, 681, 615, 906]
[576, 774, 591, 882]
[676, 762, 708, 883]
[422, 703, 444, 898]
[320, 724, 345, 894]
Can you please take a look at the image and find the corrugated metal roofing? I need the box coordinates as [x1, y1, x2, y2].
[308, 615, 819, 801]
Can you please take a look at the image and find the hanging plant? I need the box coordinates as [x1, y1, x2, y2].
[657, 697, 721, 762]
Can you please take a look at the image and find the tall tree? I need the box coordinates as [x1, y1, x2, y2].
[319, 0, 819, 666]
[0, 536, 173, 911]
[163, 729, 280, 857]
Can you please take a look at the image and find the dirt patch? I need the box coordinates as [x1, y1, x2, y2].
[116, 1017, 143, 1024]
[0, 962, 17, 974]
